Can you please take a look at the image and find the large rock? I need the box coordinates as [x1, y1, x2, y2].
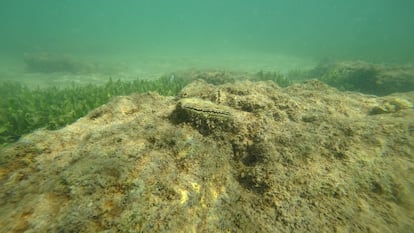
[1, 80, 413, 232]
[308, 61, 414, 96]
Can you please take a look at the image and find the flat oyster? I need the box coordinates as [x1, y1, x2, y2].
[172, 98, 240, 135]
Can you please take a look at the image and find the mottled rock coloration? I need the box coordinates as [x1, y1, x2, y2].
[1, 80, 413, 232]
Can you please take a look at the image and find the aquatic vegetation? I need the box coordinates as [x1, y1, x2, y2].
[0, 70, 295, 147]
[0, 76, 187, 147]
[162, 70, 292, 87]
[254, 70, 291, 87]
[2, 79, 412, 232]
[309, 61, 414, 95]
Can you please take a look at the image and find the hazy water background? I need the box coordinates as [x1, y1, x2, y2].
[1, 0, 414, 82]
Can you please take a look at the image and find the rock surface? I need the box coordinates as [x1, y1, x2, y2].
[307, 61, 414, 96]
[1, 80, 413, 232]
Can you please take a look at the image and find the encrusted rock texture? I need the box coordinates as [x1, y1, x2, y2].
[1, 80, 413, 232]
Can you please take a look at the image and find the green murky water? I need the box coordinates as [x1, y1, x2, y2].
[1, 0, 413, 81]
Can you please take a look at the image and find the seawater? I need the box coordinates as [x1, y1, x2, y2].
[1, 0, 414, 79]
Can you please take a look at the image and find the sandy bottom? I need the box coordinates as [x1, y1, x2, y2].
[0, 53, 316, 87]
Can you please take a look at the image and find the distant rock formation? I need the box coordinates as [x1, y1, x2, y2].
[307, 61, 414, 96]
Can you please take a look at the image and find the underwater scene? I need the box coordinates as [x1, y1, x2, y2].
[0, 1, 413, 232]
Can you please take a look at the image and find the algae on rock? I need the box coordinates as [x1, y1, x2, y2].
[0, 80, 413, 232]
